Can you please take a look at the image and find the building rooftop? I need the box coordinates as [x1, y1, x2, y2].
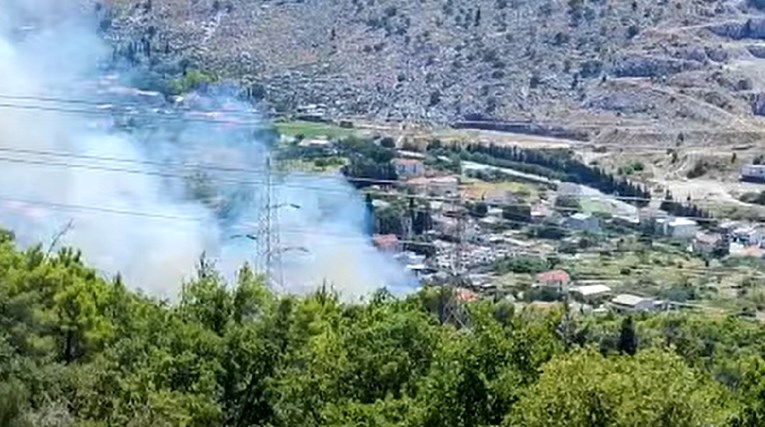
[639, 207, 668, 218]
[479, 216, 500, 225]
[298, 138, 332, 147]
[371, 199, 391, 209]
[372, 234, 400, 250]
[536, 269, 571, 284]
[455, 287, 478, 302]
[743, 164, 765, 170]
[396, 150, 426, 159]
[572, 284, 612, 297]
[611, 293, 652, 307]
[430, 175, 459, 184]
[733, 225, 763, 235]
[694, 233, 721, 244]
[669, 217, 698, 227]
[570, 212, 593, 221]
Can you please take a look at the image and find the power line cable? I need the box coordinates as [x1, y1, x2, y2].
[0, 101, 265, 127]
[0, 146, 751, 214]
[3, 194, 764, 279]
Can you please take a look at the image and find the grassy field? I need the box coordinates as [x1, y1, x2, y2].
[275, 120, 356, 139]
[461, 180, 545, 202]
[560, 243, 765, 311]
[579, 198, 617, 215]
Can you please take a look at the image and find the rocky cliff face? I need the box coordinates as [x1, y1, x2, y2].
[100, 0, 765, 142]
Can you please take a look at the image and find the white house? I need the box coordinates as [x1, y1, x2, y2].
[610, 294, 658, 313]
[571, 284, 612, 304]
[392, 158, 424, 178]
[656, 217, 699, 240]
[669, 217, 700, 239]
[487, 207, 504, 218]
[565, 213, 600, 232]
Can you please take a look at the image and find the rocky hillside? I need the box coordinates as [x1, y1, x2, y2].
[100, 0, 765, 144]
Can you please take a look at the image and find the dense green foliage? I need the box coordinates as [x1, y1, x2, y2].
[168, 70, 217, 96]
[338, 137, 398, 187]
[4, 231, 765, 426]
[501, 204, 532, 224]
[739, 191, 765, 206]
[659, 190, 712, 221]
[493, 255, 551, 275]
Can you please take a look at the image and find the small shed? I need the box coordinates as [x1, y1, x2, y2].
[610, 293, 657, 313]
[570, 284, 612, 304]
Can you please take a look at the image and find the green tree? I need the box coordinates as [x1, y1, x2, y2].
[502, 204, 532, 223]
[507, 348, 728, 427]
[555, 195, 581, 211]
[617, 316, 637, 356]
[168, 70, 216, 95]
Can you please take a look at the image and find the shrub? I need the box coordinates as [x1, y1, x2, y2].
[739, 191, 765, 206]
[428, 91, 441, 106]
[379, 137, 395, 148]
[579, 60, 603, 78]
[494, 255, 549, 274]
[555, 195, 581, 210]
[167, 69, 216, 95]
[686, 160, 709, 179]
[553, 32, 570, 46]
[627, 24, 641, 39]
[530, 73, 542, 88]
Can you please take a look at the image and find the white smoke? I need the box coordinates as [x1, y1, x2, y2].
[0, 1, 417, 300]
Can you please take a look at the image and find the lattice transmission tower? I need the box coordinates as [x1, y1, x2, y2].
[440, 195, 470, 328]
[251, 155, 303, 293]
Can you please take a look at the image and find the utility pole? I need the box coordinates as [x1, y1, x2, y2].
[556, 278, 574, 349]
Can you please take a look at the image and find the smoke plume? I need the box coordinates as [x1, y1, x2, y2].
[0, 1, 417, 300]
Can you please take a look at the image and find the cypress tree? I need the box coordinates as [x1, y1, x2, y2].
[618, 316, 638, 356]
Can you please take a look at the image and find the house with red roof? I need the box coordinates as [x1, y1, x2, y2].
[534, 269, 571, 292]
[372, 234, 402, 254]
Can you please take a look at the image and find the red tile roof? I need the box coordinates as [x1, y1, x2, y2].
[455, 288, 478, 302]
[536, 269, 571, 284]
[372, 234, 400, 250]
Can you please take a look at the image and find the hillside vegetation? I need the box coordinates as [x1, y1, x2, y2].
[100, 0, 765, 145]
[3, 230, 765, 426]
